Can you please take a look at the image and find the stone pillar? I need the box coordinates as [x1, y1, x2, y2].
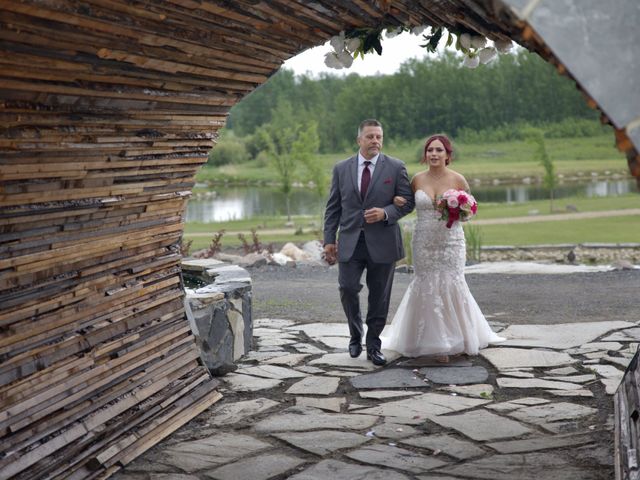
[182, 260, 253, 376]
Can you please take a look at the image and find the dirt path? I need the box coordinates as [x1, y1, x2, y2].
[185, 208, 640, 237]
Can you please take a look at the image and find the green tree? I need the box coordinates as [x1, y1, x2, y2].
[529, 129, 557, 212]
[262, 101, 320, 221]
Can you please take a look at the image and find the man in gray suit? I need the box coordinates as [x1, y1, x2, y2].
[323, 119, 415, 365]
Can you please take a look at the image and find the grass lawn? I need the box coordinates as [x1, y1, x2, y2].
[474, 215, 640, 246]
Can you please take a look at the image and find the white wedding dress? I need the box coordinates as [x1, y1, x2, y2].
[382, 190, 505, 357]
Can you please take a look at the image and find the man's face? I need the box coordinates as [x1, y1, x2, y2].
[357, 126, 383, 159]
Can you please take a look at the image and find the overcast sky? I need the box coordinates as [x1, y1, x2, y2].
[282, 31, 435, 77]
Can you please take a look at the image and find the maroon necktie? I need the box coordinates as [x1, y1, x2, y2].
[360, 161, 371, 200]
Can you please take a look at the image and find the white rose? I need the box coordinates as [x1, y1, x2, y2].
[345, 37, 361, 53]
[330, 32, 345, 52]
[459, 33, 472, 49]
[478, 47, 497, 64]
[494, 39, 513, 53]
[324, 52, 344, 69]
[462, 54, 479, 69]
[337, 51, 354, 68]
[385, 28, 401, 39]
[470, 36, 487, 49]
[411, 25, 427, 36]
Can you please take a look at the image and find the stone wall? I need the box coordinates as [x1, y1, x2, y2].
[182, 260, 253, 376]
[480, 244, 640, 266]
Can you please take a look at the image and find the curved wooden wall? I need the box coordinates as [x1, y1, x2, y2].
[0, 1, 636, 479]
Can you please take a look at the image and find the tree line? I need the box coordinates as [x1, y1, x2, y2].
[226, 49, 598, 153]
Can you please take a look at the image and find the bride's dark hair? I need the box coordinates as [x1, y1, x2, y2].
[423, 134, 454, 165]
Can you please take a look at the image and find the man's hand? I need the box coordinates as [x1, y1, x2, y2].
[323, 243, 337, 265]
[364, 207, 385, 223]
[393, 196, 408, 207]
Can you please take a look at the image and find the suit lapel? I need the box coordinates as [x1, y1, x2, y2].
[348, 155, 360, 200]
[364, 154, 387, 201]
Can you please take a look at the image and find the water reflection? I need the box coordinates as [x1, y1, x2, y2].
[186, 179, 636, 223]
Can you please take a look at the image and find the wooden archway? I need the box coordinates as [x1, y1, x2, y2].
[1, 1, 638, 478]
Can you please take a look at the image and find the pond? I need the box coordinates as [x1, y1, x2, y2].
[185, 178, 636, 223]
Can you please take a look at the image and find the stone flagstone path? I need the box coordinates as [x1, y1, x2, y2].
[114, 318, 639, 480]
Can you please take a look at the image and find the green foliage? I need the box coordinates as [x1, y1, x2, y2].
[207, 131, 249, 167]
[227, 50, 599, 153]
[464, 223, 483, 262]
[528, 129, 557, 212]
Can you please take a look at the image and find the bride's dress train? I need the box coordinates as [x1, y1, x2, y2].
[382, 190, 505, 357]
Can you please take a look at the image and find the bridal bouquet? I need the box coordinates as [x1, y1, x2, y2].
[436, 189, 478, 228]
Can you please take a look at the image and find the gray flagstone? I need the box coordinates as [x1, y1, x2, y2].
[350, 368, 428, 389]
[265, 353, 311, 366]
[482, 347, 574, 369]
[498, 321, 634, 349]
[295, 396, 345, 412]
[545, 389, 594, 397]
[208, 398, 280, 426]
[419, 366, 489, 385]
[400, 433, 486, 459]
[427, 410, 533, 441]
[441, 452, 601, 479]
[272, 430, 370, 455]
[286, 375, 340, 395]
[156, 433, 271, 472]
[355, 392, 489, 422]
[487, 432, 595, 454]
[506, 401, 597, 425]
[344, 444, 448, 473]
[206, 453, 305, 480]
[496, 377, 584, 390]
[253, 406, 378, 432]
[235, 365, 308, 379]
[440, 384, 494, 398]
[366, 422, 419, 439]
[287, 459, 411, 480]
[222, 374, 282, 392]
[359, 390, 422, 399]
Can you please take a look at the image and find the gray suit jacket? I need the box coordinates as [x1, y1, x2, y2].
[323, 153, 415, 263]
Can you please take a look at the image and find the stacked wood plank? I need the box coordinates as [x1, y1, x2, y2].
[614, 348, 640, 480]
[0, 1, 635, 479]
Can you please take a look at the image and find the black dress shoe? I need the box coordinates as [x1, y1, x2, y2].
[349, 343, 363, 358]
[367, 349, 387, 366]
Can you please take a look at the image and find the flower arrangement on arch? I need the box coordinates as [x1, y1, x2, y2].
[436, 189, 478, 228]
[324, 25, 513, 70]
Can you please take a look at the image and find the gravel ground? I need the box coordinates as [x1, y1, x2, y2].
[249, 264, 640, 326]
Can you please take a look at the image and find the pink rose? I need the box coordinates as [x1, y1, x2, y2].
[457, 193, 468, 204]
[447, 196, 459, 208]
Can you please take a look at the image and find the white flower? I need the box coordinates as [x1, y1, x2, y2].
[462, 54, 479, 69]
[495, 39, 513, 53]
[459, 33, 472, 50]
[337, 51, 354, 68]
[478, 46, 497, 64]
[411, 25, 427, 36]
[345, 37, 361, 53]
[470, 36, 487, 49]
[329, 32, 345, 52]
[385, 27, 402, 38]
[324, 51, 344, 69]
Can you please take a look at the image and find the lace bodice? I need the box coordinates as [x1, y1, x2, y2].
[412, 190, 466, 278]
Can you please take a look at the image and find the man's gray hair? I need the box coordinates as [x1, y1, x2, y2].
[358, 119, 383, 137]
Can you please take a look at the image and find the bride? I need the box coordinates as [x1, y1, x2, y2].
[381, 134, 505, 361]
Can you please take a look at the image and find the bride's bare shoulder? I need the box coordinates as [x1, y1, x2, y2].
[448, 169, 470, 191]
